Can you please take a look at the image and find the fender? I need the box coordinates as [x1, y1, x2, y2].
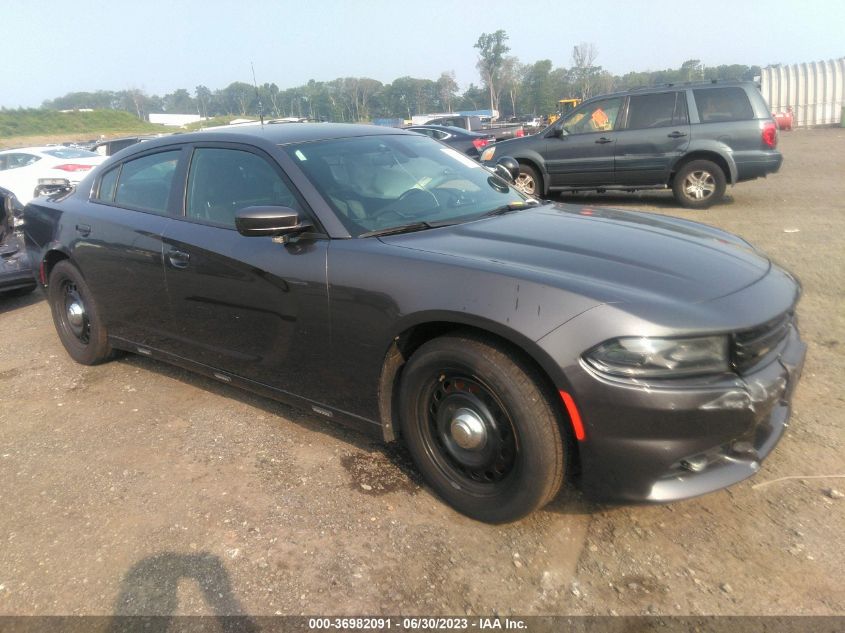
[670, 141, 738, 184]
[377, 308, 577, 441]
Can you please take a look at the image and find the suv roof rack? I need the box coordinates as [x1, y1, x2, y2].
[628, 79, 744, 92]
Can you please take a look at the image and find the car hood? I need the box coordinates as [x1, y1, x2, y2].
[380, 203, 771, 304]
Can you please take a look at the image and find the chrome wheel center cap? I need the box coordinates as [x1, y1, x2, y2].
[450, 408, 487, 450]
[67, 302, 85, 327]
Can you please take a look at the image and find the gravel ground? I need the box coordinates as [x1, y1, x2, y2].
[0, 127, 842, 617]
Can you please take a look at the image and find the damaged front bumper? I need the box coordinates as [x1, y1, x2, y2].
[573, 324, 806, 502]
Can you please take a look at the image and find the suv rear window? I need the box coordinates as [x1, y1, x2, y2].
[694, 87, 754, 123]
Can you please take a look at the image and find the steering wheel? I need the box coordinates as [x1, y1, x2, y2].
[370, 186, 441, 221]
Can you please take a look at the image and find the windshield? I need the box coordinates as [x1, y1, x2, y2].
[284, 134, 525, 237]
[43, 148, 99, 159]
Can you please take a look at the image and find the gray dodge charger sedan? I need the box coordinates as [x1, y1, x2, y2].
[23, 123, 806, 523]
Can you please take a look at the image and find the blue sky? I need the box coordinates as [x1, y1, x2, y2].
[2, 0, 842, 108]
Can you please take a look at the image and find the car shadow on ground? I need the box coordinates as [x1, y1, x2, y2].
[105, 552, 258, 631]
[116, 354, 600, 519]
[0, 286, 43, 314]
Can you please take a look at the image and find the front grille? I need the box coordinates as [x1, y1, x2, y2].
[732, 311, 793, 373]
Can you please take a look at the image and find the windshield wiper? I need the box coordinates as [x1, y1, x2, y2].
[480, 200, 541, 218]
[360, 219, 460, 238]
[360, 222, 434, 238]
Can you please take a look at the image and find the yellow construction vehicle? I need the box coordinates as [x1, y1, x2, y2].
[549, 98, 581, 124]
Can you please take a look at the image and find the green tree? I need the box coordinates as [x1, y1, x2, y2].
[436, 71, 459, 113]
[474, 30, 510, 114]
[571, 42, 600, 100]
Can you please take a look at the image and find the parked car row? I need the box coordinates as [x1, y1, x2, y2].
[21, 109, 804, 523]
[0, 146, 105, 204]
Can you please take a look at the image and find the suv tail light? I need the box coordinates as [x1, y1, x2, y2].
[762, 122, 778, 149]
[54, 163, 95, 172]
[472, 138, 490, 150]
[515, 128, 525, 138]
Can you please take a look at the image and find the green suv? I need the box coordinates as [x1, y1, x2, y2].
[481, 81, 781, 209]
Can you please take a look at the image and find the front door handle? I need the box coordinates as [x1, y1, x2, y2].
[668, 131, 688, 138]
[595, 137, 613, 144]
[75, 224, 91, 237]
[167, 249, 190, 269]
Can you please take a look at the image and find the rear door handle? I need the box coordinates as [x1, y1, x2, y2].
[668, 131, 688, 138]
[75, 224, 91, 237]
[167, 249, 190, 269]
[595, 137, 613, 144]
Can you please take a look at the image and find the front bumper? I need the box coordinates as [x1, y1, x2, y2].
[572, 324, 806, 502]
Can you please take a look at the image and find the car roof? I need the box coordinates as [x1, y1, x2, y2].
[585, 79, 754, 102]
[407, 124, 489, 137]
[112, 123, 415, 157]
[196, 122, 412, 144]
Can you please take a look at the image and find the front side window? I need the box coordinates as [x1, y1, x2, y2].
[626, 92, 688, 129]
[694, 87, 754, 123]
[186, 148, 302, 228]
[113, 150, 180, 215]
[561, 98, 623, 134]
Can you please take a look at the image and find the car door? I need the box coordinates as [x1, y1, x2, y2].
[613, 91, 691, 185]
[161, 144, 331, 401]
[71, 147, 185, 348]
[544, 97, 623, 187]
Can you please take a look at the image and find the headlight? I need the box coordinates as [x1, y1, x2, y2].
[480, 146, 496, 162]
[584, 336, 729, 378]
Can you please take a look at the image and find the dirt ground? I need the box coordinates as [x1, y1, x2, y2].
[0, 128, 843, 618]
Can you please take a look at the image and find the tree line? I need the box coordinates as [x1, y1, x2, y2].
[39, 31, 760, 122]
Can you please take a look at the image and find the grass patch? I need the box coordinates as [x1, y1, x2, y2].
[0, 109, 169, 139]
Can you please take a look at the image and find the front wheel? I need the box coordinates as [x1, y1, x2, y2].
[399, 334, 565, 523]
[672, 160, 726, 209]
[514, 164, 541, 197]
[47, 260, 114, 365]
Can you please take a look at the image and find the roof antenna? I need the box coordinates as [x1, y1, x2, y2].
[251, 62, 264, 127]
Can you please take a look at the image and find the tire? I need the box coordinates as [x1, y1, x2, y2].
[672, 159, 726, 209]
[514, 164, 542, 197]
[398, 334, 565, 523]
[47, 260, 113, 365]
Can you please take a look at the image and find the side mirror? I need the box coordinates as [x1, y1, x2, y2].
[548, 126, 566, 139]
[494, 156, 520, 183]
[235, 206, 313, 237]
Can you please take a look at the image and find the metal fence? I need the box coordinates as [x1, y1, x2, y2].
[760, 58, 845, 127]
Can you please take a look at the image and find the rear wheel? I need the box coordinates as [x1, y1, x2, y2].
[399, 334, 565, 523]
[47, 261, 113, 365]
[514, 164, 541, 197]
[672, 160, 726, 209]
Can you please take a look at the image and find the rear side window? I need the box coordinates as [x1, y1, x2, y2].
[96, 166, 120, 202]
[694, 87, 754, 123]
[626, 92, 688, 129]
[113, 150, 180, 215]
[186, 148, 301, 228]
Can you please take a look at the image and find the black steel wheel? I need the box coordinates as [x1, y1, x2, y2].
[47, 260, 113, 365]
[672, 159, 726, 209]
[399, 333, 565, 523]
